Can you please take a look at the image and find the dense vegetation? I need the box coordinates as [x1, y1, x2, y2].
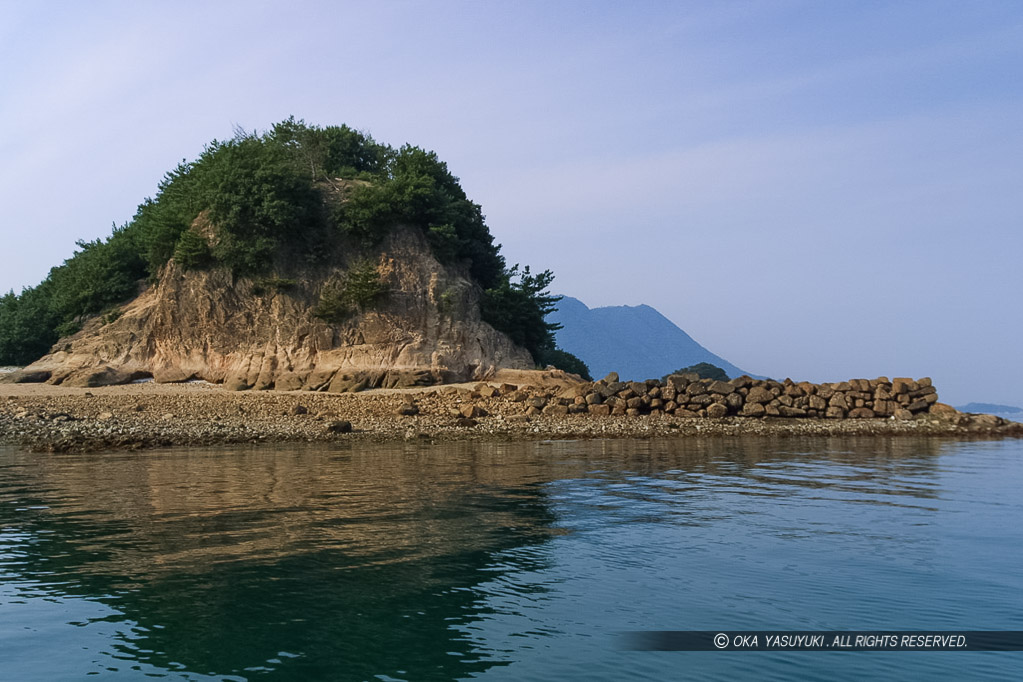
[312, 260, 389, 323]
[0, 119, 567, 368]
[664, 362, 730, 381]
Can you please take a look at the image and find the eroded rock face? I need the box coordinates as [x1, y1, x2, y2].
[23, 228, 532, 390]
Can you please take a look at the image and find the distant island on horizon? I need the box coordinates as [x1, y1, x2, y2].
[956, 402, 1022, 415]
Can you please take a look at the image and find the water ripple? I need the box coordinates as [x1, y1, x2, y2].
[1, 437, 1021, 680]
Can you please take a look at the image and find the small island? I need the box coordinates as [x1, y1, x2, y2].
[1, 120, 1019, 452]
[956, 402, 1022, 415]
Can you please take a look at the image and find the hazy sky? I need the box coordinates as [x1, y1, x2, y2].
[1, 1, 1021, 405]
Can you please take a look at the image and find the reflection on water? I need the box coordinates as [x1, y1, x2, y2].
[1, 437, 1022, 680]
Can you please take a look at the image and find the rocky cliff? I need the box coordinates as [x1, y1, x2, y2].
[13, 227, 532, 390]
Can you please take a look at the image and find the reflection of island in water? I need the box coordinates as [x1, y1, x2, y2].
[0, 437, 950, 680]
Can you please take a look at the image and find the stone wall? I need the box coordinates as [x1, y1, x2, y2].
[533, 373, 953, 420]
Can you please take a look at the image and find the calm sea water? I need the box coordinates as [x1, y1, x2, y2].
[1, 436, 1021, 681]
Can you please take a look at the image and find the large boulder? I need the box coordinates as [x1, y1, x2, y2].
[930, 403, 959, 418]
[746, 386, 773, 404]
[153, 368, 193, 384]
[0, 370, 52, 384]
[740, 402, 766, 417]
[60, 365, 141, 388]
[706, 403, 728, 418]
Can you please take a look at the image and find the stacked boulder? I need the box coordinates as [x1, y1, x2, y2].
[536, 373, 949, 419]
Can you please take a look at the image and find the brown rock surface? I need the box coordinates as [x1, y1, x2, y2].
[21, 228, 532, 390]
[741, 402, 766, 417]
[706, 403, 728, 418]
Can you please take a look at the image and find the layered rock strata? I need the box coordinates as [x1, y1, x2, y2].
[5, 228, 532, 389]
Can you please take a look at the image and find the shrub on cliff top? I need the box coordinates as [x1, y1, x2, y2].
[332, 144, 505, 289]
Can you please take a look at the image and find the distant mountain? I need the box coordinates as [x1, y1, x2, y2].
[549, 296, 756, 381]
[956, 402, 1022, 414]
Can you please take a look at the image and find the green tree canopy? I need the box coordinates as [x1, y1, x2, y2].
[480, 266, 561, 364]
[666, 362, 729, 381]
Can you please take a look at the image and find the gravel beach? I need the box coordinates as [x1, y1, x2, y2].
[2, 375, 1020, 453]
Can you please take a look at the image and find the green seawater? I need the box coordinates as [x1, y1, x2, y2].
[1, 437, 1022, 680]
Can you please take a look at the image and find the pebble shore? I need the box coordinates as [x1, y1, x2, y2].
[1, 379, 1020, 453]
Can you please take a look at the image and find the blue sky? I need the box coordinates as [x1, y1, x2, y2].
[1, 0, 1021, 405]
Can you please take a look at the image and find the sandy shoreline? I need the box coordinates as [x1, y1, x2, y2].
[2, 378, 1020, 453]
